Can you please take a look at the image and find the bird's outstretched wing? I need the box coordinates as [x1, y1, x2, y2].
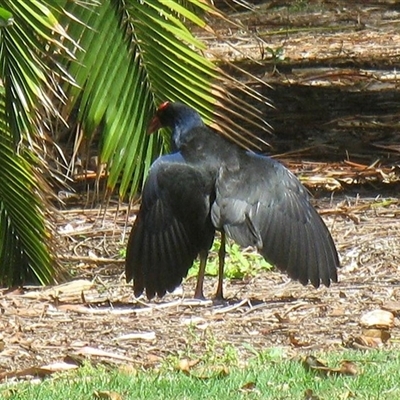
[126, 153, 214, 299]
[211, 153, 339, 287]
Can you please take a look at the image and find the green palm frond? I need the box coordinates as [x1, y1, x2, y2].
[58, 1, 157, 198]
[0, 1, 73, 145]
[59, 0, 270, 199]
[0, 1, 75, 285]
[0, 90, 60, 285]
[0, 0, 272, 286]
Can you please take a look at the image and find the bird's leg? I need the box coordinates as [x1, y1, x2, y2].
[214, 231, 226, 301]
[194, 251, 208, 299]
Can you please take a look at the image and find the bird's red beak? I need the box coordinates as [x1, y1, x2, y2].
[147, 115, 161, 134]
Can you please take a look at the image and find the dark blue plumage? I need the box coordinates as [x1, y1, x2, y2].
[125, 101, 339, 299]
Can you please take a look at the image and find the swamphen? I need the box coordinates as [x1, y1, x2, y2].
[125, 101, 339, 300]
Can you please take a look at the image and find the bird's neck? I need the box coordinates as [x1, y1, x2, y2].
[171, 114, 204, 150]
[174, 125, 240, 171]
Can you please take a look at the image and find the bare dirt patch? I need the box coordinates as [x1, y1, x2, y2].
[205, 0, 400, 162]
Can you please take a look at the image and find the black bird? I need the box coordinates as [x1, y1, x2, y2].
[125, 101, 339, 300]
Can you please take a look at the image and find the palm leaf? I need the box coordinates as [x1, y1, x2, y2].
[59, 0, 271, 200]
[0, 89, 61, 285]
[0, 0, 272, 284]
[0, 1, 76, 285]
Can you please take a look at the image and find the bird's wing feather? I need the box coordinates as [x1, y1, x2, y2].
[211, 153, 339, 287]
[125, 153, 214, 299]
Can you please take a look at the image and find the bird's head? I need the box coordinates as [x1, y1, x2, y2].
[147, 102, 205, 148]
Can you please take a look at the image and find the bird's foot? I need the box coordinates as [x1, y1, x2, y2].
[193, 290, 206, 301]
[212, 294, 228, 307]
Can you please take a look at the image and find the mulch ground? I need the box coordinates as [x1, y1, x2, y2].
[1, 194, 400, 379]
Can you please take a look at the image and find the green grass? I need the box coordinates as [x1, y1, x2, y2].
[188, 236, 272, 280]
[119, 235, 272, 281]
[119, 236, 273, 280]
[3, 349, 400, 399]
